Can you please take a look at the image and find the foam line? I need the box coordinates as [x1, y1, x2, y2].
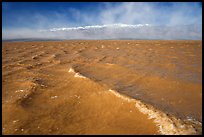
[68, 68, 87, 79]
[108, 89, 199, 135]
[69, 67, 201, 135]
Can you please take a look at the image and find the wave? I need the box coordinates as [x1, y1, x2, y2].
[68, 67, 201, 135]
[69, 68, 87, 79]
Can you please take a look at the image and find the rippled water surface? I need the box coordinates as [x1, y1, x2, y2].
[2, 40, 202, 135]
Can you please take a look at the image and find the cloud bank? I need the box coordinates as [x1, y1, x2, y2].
[2, 2, 202, 40]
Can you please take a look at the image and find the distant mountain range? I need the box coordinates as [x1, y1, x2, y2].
[3, 23, 202, 41]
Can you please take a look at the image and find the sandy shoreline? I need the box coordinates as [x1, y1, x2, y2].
[2, 40, 202, 135]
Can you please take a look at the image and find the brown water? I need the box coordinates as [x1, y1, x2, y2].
[2, 40, 202, 135]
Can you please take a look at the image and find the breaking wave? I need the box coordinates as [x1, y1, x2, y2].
[68, 67, 201, 135]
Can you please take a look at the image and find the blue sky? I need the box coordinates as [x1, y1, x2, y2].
[3, 2, 202, 29]
[2, 2, 202, 39]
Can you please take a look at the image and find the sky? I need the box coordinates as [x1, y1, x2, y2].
[2, 2, 202, 40]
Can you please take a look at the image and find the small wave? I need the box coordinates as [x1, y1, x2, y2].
[69, 67, 201, 135]
[108, 89, 199, 135]
[68, 68, 87, 79]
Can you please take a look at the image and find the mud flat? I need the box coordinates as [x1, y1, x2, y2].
[2, 40, 202, 135]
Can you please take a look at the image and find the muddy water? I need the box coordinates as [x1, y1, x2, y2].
[2, 40, 202, 134]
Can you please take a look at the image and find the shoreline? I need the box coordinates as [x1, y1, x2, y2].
[68, 67, 202, 135]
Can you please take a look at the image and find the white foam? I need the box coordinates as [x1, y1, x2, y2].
[69, 67, 87, 79]
[15, 90, 24, 93]
[51, 54, 56, 58]
[106, 63, 114, 66]
[67, 67, 200, 135]
[68, 68, 75, 73]
[32, 55, 38, 59]
[74, 73, 87, 79]
[108, 88, 198, 135]
[14, 128, 18, 131]
[13, 120, 19, 123]
[51, 96, 58, 99]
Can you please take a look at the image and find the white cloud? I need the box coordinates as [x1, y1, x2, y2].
[2, 2, 202, 40]
[3, 23, 201, 40]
